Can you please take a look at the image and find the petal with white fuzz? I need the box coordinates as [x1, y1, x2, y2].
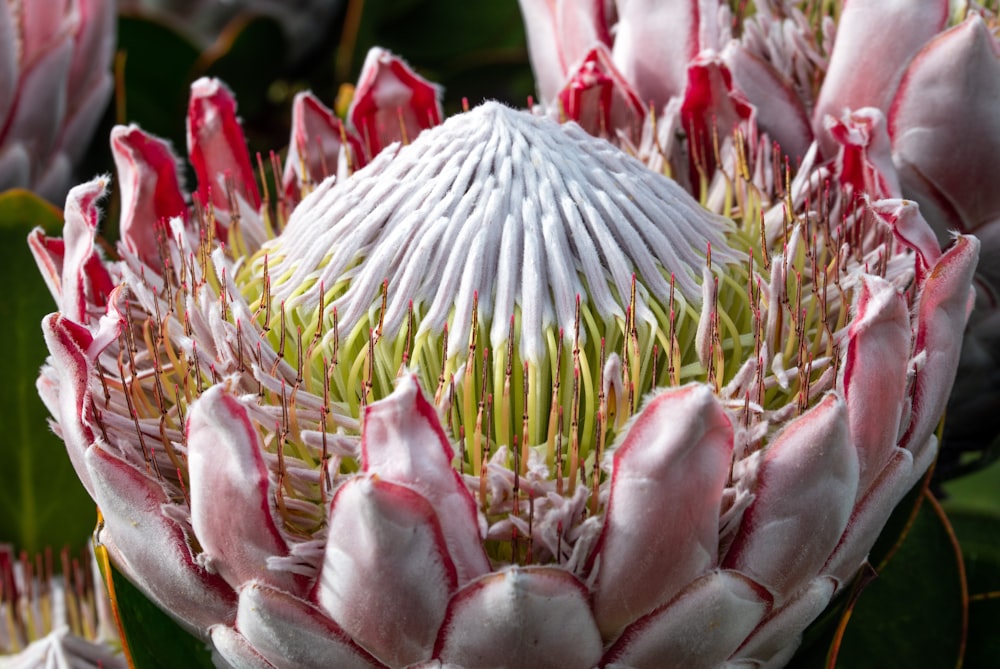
[86, 445, 236, 635]
[316, 477, 457, 667]
[236, 582, 386, 669]
[210, 625, 276, 669]
[187, 77, 261, 222]
[60, 178, 115, 322]
[111, 125, 187, 267]
[843, 276, 910, 495]
[361, 374, 490, 583]
[590, 383, 734, 637]
[433, 566, 603, 669]
[737, 576, 837, 664]
[723, 393, 858, 600]
[900, 235, 979, 455]
[890, 17, 1000, 243]
[612, 0, 699, 111]
[186, 385, 299, 594]
[603, 570, 772, 669]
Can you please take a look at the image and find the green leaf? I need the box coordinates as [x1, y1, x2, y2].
[832, 493, 966, 668]
[96, 541, 216, 669]
[0, 190, 95, 554]
[944, 510, 1000, 668]
[942, 454, 1000, 517]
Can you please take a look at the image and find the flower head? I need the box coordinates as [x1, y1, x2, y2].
[0, 0, 115, 203]
[33, 62, 978, 665]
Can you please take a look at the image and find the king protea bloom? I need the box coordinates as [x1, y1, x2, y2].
[0, 545, 124, 668]
[0, 0, 115, 203]
[33, 66, 976, 666]
[518, 0, 1000, 457]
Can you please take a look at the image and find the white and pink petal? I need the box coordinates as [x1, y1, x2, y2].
[432, 566, 603, 669]
[589, 383, 734, 637]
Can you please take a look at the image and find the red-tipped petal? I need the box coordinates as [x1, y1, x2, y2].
[603, 570, 772, 669]
[680, 54, 755, 182]
[871, 198, 942, 278]
[558, 43, 645, 140]
[111, 125, 187, 267]
[517, 0, 612, 103]
[589, 383, 734, 637]
[60, 178, 114, 322]
[187, 77, 260, 222]
[723, 394, 858, 600]
[86, 445, 236, 635]
[813, 0, 948, 157]
[433, 566, 603, 669]
[236, 582, 386, 669]
[282, 91, 364, 204]
[186, 385, 298, 594]
[843, 276, 911, 495]
[315, 477, 457, 667]
[611, 0, 699, 112]
[40, 313, 101, 496]
[901, 234, 979, 454]
[361, 374, 490, 583]
[826, 107, 901, 199]
[349, 48, 442, 161]
[28, 229, 66, 312]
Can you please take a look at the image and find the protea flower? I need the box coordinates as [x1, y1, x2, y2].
[517, 0, 1000, 460]
[31, 47, 977, 664]
[0, 0, 115, 203]
[0, 544, 124, 668]
[118, 0, 342, 60]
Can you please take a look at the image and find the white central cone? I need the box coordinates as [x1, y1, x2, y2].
[266, 101, 739, 363]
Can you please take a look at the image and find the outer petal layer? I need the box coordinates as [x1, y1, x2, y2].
[111, 124, 187, 267]
[433, 566, 604, 669]
[235, 582, 385, 669]
[890, 17, 1000, 291]
[186, 385, 297, 593]
[723, 394, 858, 599]
[843, 276, 911, 495]
[589, 383, 734, 636]
[361, 375, 490, 583]
[603, 570, 771, 669]
[316, 477, 457, 667]
[86, 445, 236, 635]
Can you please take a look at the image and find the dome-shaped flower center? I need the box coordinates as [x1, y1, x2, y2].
[246, 103, 752, 489]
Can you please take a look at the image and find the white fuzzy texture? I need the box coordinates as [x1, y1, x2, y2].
[268, 102, 737, 362]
